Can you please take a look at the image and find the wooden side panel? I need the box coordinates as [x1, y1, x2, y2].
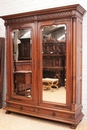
[0, 38, 5, 108]
[76, 18, 83, 107]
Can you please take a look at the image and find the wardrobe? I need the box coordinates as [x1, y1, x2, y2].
[1, 4, 86, 128]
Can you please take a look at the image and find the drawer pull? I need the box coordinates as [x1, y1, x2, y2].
[20, 106, 23, 110]
[52, 112, 56, 116]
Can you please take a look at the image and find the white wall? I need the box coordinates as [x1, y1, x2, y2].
[0, 0, 87, 119]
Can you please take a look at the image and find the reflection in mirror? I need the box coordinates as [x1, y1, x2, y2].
[42, 24, 66, 103]
[12, 28, 32, 98]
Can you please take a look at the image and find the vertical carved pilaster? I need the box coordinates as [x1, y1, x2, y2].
[72, 17, 77, 109]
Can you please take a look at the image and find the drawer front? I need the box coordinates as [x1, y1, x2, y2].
[39, 109, 71, 119]
[16, 64, 31, 71]
[16, 73, 25, 83]
[15, 73, 32, 84]
[25, 73, 32, 83]
[6, 103, 73, 121]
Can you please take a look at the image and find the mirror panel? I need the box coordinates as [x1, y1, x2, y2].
[42, 24, 66, 103]
[12, 28, 32, 98]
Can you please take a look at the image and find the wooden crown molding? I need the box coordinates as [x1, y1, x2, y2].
[0, 4, 86, 26]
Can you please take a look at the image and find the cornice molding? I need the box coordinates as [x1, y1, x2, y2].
[0, 4, 86, 26]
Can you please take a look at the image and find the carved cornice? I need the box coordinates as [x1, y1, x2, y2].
[5, 16, 34, 26]
[37, 11, 72, 20]
[5, 11, 73, 26]
[0, 4, 85, 26]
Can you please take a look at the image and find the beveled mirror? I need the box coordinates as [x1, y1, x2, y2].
[42, 24, 66, 103]
[12, 28, 32, 98]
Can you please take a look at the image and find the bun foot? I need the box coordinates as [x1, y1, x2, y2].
[6, 110, 11, 114]
[70, 124, 77, 129]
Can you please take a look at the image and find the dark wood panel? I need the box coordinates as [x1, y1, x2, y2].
[0, 38, 5, 108]
[18, 38, 31, 60]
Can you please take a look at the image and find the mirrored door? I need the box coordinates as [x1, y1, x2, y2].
[12, 28, 32, 98]
[42, 24, 66, 104]
[37, 21, 68, 105]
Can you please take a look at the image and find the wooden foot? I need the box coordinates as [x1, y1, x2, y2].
[70, 124, 77, 129]
[6, 110, 11, 114]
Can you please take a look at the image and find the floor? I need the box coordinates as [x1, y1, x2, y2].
[0, 108, 87, 130]
[43, 86, 66, 103]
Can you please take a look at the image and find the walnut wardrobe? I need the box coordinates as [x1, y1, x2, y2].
[1, 4, 86, 128]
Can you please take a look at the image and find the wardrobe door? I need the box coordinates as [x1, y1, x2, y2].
[38, 19, 72, 109]
[6, 23, 38, 105]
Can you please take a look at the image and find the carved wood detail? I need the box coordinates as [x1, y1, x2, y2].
[37, 11, 72, 20]
[5, 11, 73, 25]
[5, 16, 34, 25]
